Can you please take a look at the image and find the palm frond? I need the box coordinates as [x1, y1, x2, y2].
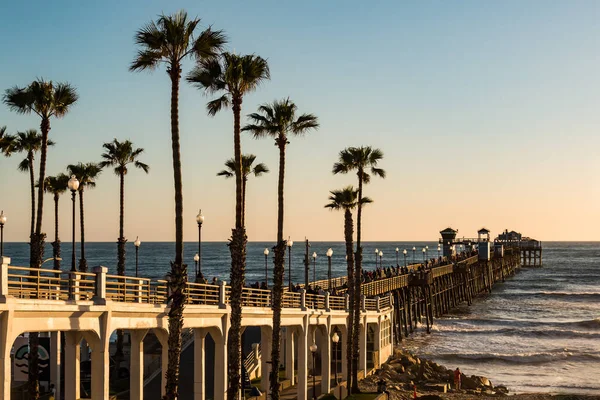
[51, 82, 79, 117]
[206, 95, 230, 116]
[17, 157, 30, 172]
[252, 163, 269, 176]
[190, 27, 227, 60]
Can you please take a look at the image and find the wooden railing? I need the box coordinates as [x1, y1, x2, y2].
[431, 264, 453, 278]
[186, 282, 220, 305]
[282, 292, 301, 308]
[379, 295, 392, 309]
[329, 295, 346, 310]
[364, 298, 378, 311]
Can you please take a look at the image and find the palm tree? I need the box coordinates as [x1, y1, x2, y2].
[243, 98, 318, 399]
[332, 146, 385, 392]
[3, 79, 77, 400]
[99, 139, 148, 369]
[324, 186, 372, 393]
[67, 163, 103, 273]
[42, 174, 69, 270]
[130, 11, 226, 399]
[217, 154, 269, 226]
[188, 52, 269, 400]
[0, 130, 54, 241]
[3, 80, 78, 268]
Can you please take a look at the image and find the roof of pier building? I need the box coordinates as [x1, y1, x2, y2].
[478, 228, 490, 234]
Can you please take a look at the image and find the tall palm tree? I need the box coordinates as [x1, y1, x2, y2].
[67, 163, 103, 273]
[188, 52, 269, 400]
[0, 130, 54, 241]
[243, 98, 318, 399]
[217, 154, 269, 226]
[333, 146, 385, 391]
[3, 79, 77, 400]
[99, 139, 148, 369]
[42, 174, 69, 270]
[324, 186, 372, 393]
[130, 11, 226, 399]
[4, 80, 78, 268]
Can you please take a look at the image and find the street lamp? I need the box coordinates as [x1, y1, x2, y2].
[403, 249, 407, 268]
[68, 175, 79, 272]
[332, 331, 340, 399]
[134, 236, 141, 277]
[196, 209, 204, 280]
[193, 253, 199, 281]
[395, 247, 399, 266]
[326, 248, 333, 290]
[374, 248, 379, 268]
[312, 252, 317, 284]
[310, 342, 318, 400]
[422, 247, 426, 262]
[287, 237, 293, 289]
[0, 210, 6, 257]
[426, 245, 429, 259]
[437, 244, 441, 259]
[379, 250, 383, 268]
[412, 246, 416, 264]
[264, 248, 269, 288]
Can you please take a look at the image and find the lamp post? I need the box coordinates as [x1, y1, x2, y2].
[374, 248, 379, 268]
[437, 244, 441, 259]
[264, 248, 269, 288]
[68, 175, 79, 272]
[193, 253, 199, 281]
[426, 245, 429, 259]
[379, 250, 383, 268]
[412, 246, 416, 264]
[196, 209, 204, 280]
[312, 252, 317, 285]
[287, 237, 293, 289]
[326, 248, 333, 290]
[332, 331, 340, 399]
[0, 210, 6, 257]
[422, 248, 426, 262]
[310, 342, 318, 400]
[395, 247, 399, 266]
[134, 236, 141, 277]
[403, 249, 407, 268]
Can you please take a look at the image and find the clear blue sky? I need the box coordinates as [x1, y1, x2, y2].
[1, 0, 599, 242]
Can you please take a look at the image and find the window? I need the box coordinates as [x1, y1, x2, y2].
[381, 319, 391, 347]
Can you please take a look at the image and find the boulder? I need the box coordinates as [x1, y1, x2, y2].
[394, 364, 405, 374]
[495, 385, 509, 394]
[400, 354, 418, 367]
[461, 375, 480, 390]
[424, 383, 448, 393]
[417, 395, 443, 400]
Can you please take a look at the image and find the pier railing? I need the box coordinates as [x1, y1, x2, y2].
[0, 256, 395, 313]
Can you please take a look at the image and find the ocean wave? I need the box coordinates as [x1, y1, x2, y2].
[439, 317, 600, 331]
[436, 350, 600, 364]
[433, 325, 600, 339]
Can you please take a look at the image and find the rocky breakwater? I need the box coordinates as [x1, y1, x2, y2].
[360, 349, 509, 398]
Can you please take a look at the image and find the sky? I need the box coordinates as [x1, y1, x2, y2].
[0, 0, 599, 243]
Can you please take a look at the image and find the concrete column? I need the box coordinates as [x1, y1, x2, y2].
[88, 332, 110, 400]
[285, 328, 295, 382]
[300, 289, 307, 310]
[0, 310, 14, 400]
[359, 321, 367, 377]
[374, 317, 382, 369]
[92, 266, 108, 305]
[213, 327, 228, 399]
[320, 328, 331, 395]
[260, 326, 273, 393]
[154, 329, 169, 399]
[0, 257, 10, 301]
[50, 331, 61, 400]
[218, 281, 227, 309]
[340, 329, 347, 382]
[64, 331, 82, 400]
[130, 330, 148, 400]
[297, 317, 309, 400]
[194, 328, 206, 400]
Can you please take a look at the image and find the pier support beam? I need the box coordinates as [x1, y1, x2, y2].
[297, 316, 309, 400]
[50, 331, 61, 400]
[64, 331, 82, 400]
[285, 327, 295, 382]
[260, 326, 273, 394]
[130, 329, 148, 400]
[194, 329, 206, 400]
[320, 325, 331, 395]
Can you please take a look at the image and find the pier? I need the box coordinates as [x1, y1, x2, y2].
[0, 228, 532, 400]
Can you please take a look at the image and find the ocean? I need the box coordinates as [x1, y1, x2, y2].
[3, 241, 599, 394]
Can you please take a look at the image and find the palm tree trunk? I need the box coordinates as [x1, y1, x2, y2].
[242, 177, 247, 227]
[78, 189, 87, 272]
[352, 171, 364, 392]
[228, 97, 246, 400]
[117, 171, 126, 275]
[344, 208, 355, 393]
[270, 139, 287, 400]
[164, 66, 187, 400]
[28, 152, 35, 242]
[52, 193, 61, 270]
[116, 172, 126, 371]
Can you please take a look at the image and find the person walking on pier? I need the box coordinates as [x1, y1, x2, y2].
[454, 368, 462, 391]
